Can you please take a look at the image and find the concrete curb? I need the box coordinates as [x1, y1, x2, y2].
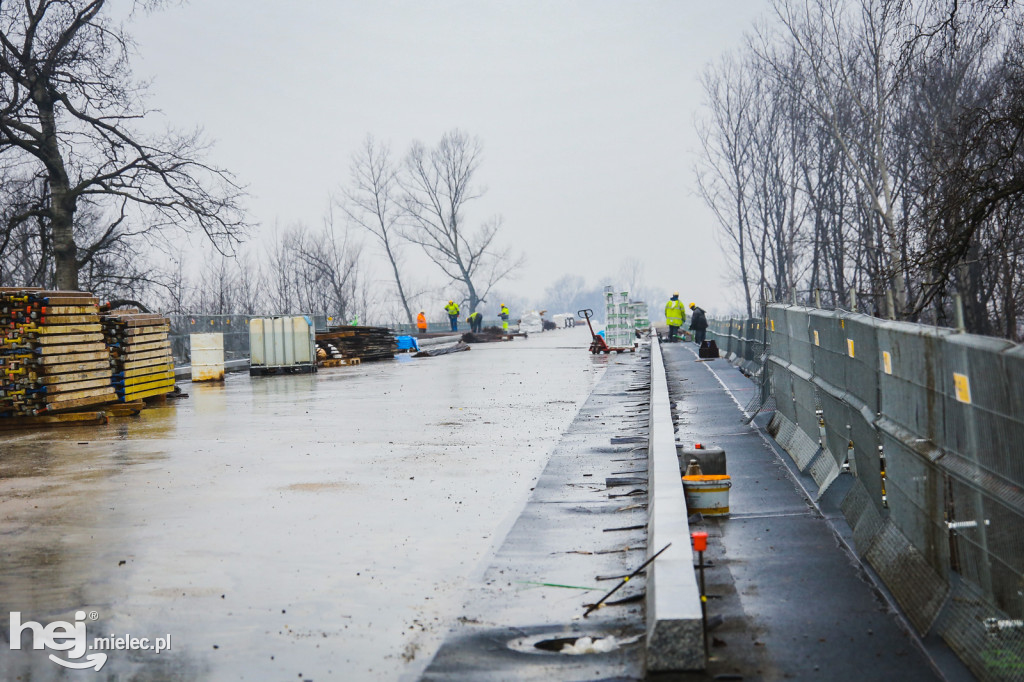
[645, 336, 705, 671]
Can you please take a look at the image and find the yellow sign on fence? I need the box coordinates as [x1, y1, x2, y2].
[882, 351, 892, 375]
[953, 372, 972, 404]
[847, 338, 855, 358]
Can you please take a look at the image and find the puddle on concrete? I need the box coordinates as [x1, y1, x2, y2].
[508, 632, 639, 655]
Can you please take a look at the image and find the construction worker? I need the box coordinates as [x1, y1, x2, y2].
[444, 300, 460, 331]
[689, 302, 708, 345]
[467, 310, 483, 333]
[665, 293, 686, 342]
[499, 303, 510, 332]
[416, 311, 428, 335]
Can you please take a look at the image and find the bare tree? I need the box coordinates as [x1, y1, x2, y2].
[544, 274, 587, 313]
[155, 249, 192, 314]
[265, 210, 363, 321]
[0, 0, 248, 290]
[618, 257, 646, 296]
[759, 0, 919, 312]
[696, 52, 761, 317]
[342, 135, 415, 323]
[696, 0, 1024, 337]
[231, 249, 265, 315]
[401, 129, 522, 312]
[193, 253, 239, 315]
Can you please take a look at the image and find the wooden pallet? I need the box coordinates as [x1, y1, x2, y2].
[0, 411, 107, 430]
[250, 364, 316, 376]
[106, 400, 145, 417]
[319, 357, 362, 367]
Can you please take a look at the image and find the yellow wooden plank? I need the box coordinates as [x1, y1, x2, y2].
[121, 370, 175, 388]
[45, 385, 116, 404]
[0, 411, 107, 430]
[37, 324, 102, 335]
[123, 376, 175, 393]
[123, 362, 174, 379]
[38, 369, 112, 385]
[42, 306, 98, 315]
[38, 341, 107, 355]
[122, 349, 174, 365]
[106, 401, 144, 417]
[123, 383, 175, 401]
[113, 324, 170, 337]
[118, 340, 171, 354]
[37, 350, 110, 365]
[44, 393, 116, 413]
[117, 332, 169, 347]
[44, 378, 113, 394]
[40, 314, 100, 325]
[37, 358, 111, 373]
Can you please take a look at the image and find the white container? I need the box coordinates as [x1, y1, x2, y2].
[682, 475, 732, 516]
[519, 311, 543, 333]
[249, 316, 316, 375]
[191, 332, 225, 382]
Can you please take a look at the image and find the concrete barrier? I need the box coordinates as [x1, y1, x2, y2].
[646, 336, 706, 671]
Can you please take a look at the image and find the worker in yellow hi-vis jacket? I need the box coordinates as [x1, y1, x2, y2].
[499, 304, 510, 332]
[665, 293, 686, 342]
[444, 300, 460, 331]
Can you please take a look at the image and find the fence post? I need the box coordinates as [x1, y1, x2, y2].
[885, 290, 896, 320]
[848, 287, 857, 312]
[953, 293, 966, 333]
[814, 288, 821, 309]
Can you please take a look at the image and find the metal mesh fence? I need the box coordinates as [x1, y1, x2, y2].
[707, 317, 766, 374]
[168, 314, 328, 366]
[715, 303, 1024, 680]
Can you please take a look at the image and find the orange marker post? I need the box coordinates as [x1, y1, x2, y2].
[692, 530, 709, 656]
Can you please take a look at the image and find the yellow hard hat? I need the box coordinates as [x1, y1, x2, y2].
[673, 291, 679, 296]
[448, 300, 453, 304]
[689, 302, 696, 309]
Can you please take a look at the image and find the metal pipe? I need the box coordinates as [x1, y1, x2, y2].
[953, 293, 966, 333]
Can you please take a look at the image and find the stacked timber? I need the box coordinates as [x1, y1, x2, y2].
[315, 326, 396, 362]
[101, 311, 175, 402]
[0, 289, 116, 416]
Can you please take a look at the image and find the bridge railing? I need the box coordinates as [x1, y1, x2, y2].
[715, 305, 1024, 682]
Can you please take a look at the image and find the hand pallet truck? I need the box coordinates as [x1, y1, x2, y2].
[578, 309, 635, 354]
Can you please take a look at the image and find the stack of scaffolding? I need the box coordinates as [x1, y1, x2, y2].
[631, 301, 650, 332]
[315, 326, 396, 362]
[102, 311, 175, 402]
[0, 289, 116, 416]
[603, 286, 635, 349]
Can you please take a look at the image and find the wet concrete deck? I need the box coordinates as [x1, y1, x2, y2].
[421, 345, 651, 681]
[0, 327, 603, 681]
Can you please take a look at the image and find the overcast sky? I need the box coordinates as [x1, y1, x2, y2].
[127, 1, 768, 315]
